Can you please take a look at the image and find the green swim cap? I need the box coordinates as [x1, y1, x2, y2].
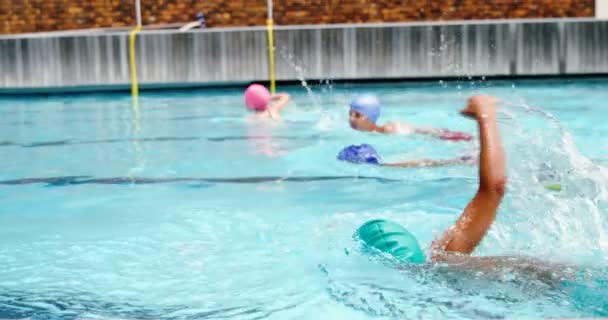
[544, 183, 562, 191]
[355, 219, 426, 264]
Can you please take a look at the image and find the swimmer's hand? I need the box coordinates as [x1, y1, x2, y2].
[268, 93, 291, 120]
[460, 95, 498, 120]
[270, 93, 290, 100]
[270, 93, 291, 110]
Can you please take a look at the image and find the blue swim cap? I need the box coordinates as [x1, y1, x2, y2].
[337, 144, 381, 165]
[355, 219, 426, 264]
[350, 94, 381, 124]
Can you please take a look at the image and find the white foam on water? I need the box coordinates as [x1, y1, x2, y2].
[480, 99, 608, 265]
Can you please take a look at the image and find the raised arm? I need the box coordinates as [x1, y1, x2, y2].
[269, 93, 291, 113]
[432, 95, 506, 261]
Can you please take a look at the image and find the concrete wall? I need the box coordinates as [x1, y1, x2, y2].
[0, 19, 607, 92]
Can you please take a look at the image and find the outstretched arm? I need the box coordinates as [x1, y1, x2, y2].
[415, 127, 473, 142]
[380, 156, 474, 168]
[412, 126, 444, 137]
[383, 122, 472, 141]
[432, 95, 506, 261]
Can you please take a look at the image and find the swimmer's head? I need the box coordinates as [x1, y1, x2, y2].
[349, 94, 381, 131]
[355, 219, 426, 264]
[244, 84, 271, 112]
[337, 144, 381, 165]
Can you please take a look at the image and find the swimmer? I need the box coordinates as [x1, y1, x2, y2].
[337, 143, 474, 168]
[349, 94, 473, 141]
[356, 95, 581, 285]
[244, 84, 291, 121]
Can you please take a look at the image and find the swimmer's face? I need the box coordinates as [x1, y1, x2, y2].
[349, 109, 375, 131]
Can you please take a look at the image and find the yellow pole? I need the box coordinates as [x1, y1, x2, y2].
[266, 18, 276, 94]
[128, 26, 142, 140]
[129, 2, 143, 182]
[129, 26, 142, 105]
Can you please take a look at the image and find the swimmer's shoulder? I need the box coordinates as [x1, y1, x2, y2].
[381, 121, 415, 135]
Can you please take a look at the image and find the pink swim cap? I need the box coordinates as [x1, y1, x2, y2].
[244, 84, 271, 111]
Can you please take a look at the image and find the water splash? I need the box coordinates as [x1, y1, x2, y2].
[483, 100, 608, 264]
[278, 47, 322, 109]
[278, 47, 345, 131]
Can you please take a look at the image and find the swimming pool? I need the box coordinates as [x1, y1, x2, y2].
[1, 79, 607, 319]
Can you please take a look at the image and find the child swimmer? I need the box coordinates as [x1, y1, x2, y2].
[355, 95, 590, 287]
[244, 84, 291, 121]
[338, 143, 474, 168]
[349, 94, 473, 141]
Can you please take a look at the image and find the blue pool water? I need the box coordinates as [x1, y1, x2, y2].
[1, 79, 608, 319]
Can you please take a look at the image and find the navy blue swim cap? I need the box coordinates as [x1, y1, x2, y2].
[350, 94, 381, 124]
[337, 144, 381, 165]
